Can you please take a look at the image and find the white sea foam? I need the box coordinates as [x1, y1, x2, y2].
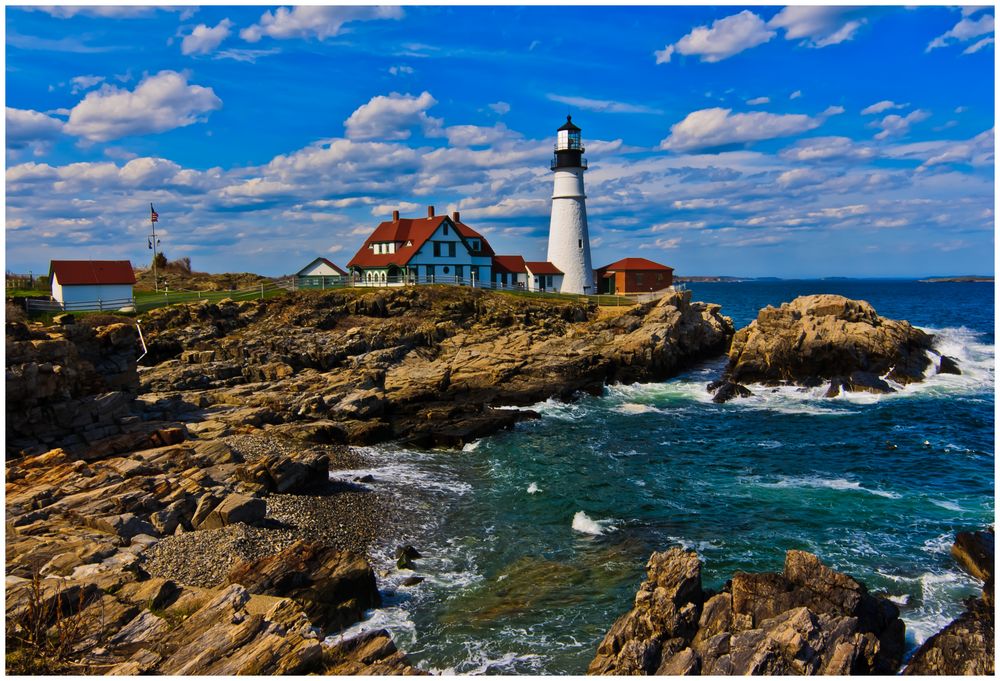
[888, 594, 910, 606]
[751, 475, 901, 499]
[326, 604, 418, 650]
[572, 511, 615, 535]
[462, 439, 481, 452]
[615, 402, 659, 415]
[930, 499, 964, 512]
[527, 482, 540, 494]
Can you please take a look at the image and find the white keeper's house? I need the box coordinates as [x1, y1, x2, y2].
[347, 206, 563, 289]
[49, 260, 136, 310]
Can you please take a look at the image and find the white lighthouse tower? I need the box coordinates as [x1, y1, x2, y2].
[547, 116, 595, 294]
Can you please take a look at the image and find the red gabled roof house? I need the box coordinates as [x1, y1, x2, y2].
[347, 206, 496, 285]
[346, 206, 565, 291]
[49, 260, 136, 310]
[595, 257, 674, 294]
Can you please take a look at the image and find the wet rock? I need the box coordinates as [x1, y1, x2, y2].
[904, 598, 993, 675]
[589, 548, 906, 675]
[225, 540, 380, 633]
[938, 355, 961, 375]
[905, 528, 995, 675]
[708, 379, 753, 403]
[401, 576, 425, 587]
[719, 295, 941, 399]
[951, 528, 994, 584]
[321, 628, 421, 675]
[396, 545, 422, 569]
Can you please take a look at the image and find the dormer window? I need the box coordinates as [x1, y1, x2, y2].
[443, 224, 449, 235]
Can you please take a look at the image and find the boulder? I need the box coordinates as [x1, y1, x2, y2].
[715, 295, 944, 400]
[589, 548, 905, 675]
[197, 493, 265, 530]
[951, 529, 994, 583]
[225, 540, 380, 633]
[903, 598, 994, 675]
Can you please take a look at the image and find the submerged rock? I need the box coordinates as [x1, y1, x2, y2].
[711, 294, 951, 401]
[589, 548, 905, 675]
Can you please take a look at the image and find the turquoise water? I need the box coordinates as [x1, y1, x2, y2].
[330, 281, 995, 674]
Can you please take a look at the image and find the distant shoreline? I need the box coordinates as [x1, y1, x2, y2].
[676, 276, 994, 283]
[918, 276, 994, 283]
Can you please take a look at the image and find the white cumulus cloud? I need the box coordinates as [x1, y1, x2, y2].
[70, 75, 105, 94]
[241, 6, 403, 42]
[489, 101, 511, 116]
[182, 19, 233, 56]
[769, 7, 874, 47]
[747, 96, 770, 105]
[872, 109, 930, 140]
[660, 107, 826, 152]
[927, 10, 994, 51]
[6, 107, 65, 149]
[343, 91, 442, 141]
[861, 100, 908, 115]
[655, 10, 775, 64]
[64, 70, 222, 143]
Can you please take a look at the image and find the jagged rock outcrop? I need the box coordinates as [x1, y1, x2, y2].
[710, 295, 957, 402]
[136, 286, 733, 446]
[6, 321, 141, 457]
[904, 528, 994, 675]
[589, 548, 905, 675]
[225, 540, 380, 632]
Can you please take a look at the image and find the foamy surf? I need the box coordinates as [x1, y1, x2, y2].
[749, 475, 901, 499]
[572, 511, 615, 535]
[527, 482, 541, 494]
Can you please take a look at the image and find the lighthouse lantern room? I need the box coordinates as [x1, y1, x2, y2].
[547, 116, 595, 294]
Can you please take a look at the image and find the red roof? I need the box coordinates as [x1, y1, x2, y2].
[492, 255, 526, 274]
[597, 257, 674, 273]
[49, 260, 136, 286]
[524, 261, 563, 275]
[347, 216, 495, 269]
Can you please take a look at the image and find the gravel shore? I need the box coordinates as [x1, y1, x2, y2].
[143, 443, 386, 588]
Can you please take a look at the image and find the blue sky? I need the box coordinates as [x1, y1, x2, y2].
[5, 5, 995, 278]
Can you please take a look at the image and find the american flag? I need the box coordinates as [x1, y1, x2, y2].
[150, 204, 159, 223]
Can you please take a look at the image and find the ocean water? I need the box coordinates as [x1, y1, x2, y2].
[328, 280, 995, 675]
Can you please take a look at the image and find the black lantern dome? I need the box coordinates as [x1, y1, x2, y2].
[552, 116, 587, 170]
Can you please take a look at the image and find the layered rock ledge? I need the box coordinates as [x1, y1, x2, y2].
[135, 286, 733, 447]
[589, 548, 905, 675]
[710, 294, 959, 402]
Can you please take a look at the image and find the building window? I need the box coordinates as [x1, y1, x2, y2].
[448, 242, 456, 257]
[444, 224, 449, 235]
[443, 266, 450, 274]
[578, 239, 582, 249]
[636, 273, 644, 286]
[455, 265, 464, 280]
[426, 265, 434, 278]
[433, 242, 441, 257]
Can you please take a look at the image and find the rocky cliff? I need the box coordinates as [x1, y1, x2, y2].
[5, 286, 732, 674]
[710, 294, 959, 402]
[589, 548, 905, 675]
[135, 286, 733, 447]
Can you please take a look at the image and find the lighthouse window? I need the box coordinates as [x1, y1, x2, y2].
[578, 239, 582, 249]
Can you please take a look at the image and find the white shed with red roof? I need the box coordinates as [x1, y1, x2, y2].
[49, 260, 136, 310]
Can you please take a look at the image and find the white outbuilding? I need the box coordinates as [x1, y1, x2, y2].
[296, 257, 348, 288]
[49, 260, 136, 310]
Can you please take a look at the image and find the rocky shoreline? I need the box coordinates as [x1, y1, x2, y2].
[5, 287, 991, 675]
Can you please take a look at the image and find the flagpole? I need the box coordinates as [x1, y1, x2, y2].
[150, 203, 158, 292]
